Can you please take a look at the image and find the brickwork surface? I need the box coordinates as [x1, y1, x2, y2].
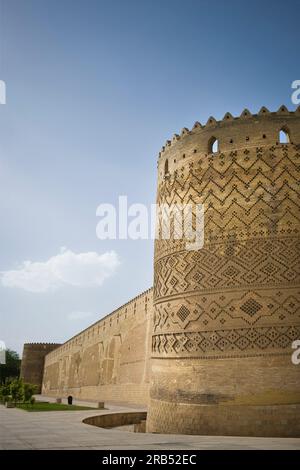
[42, 289, 153, 405]
[148, 108, 300, 435]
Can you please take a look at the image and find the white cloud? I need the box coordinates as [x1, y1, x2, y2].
[1, 248, 120, 293]
[68, 311, 95, 321]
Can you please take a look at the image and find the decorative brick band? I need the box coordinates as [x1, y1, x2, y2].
[152, 325, 300, 358]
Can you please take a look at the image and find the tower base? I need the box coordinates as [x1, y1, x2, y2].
[147, 399, 300, 437]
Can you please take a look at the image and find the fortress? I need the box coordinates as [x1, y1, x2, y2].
[21, 106, 300, 437]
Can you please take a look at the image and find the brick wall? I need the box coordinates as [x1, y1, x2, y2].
[42, 289, 153, 405]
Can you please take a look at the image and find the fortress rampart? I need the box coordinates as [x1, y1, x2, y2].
[21, 106, 300, 436]
[42, 289, 153, 404]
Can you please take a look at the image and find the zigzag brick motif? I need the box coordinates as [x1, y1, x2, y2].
[148, 108, 300, 435]
[153, 143, 300, 360]
[154, 238, 300, 300]
[155, 144, 300, 262]
[152, 325, 300, 358]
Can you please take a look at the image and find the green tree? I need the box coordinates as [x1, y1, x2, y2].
[10, 378, 24, 404]
[0, 379, 11, 403]
[0, 349, 21, 384]
[23, 383, 36, 403]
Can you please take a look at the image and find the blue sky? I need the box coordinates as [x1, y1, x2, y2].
[0, 0, 299, 354]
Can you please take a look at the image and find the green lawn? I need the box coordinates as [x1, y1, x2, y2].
[16, 402, 96, 412]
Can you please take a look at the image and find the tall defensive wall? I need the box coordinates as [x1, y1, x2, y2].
[42, 289, 153, 405]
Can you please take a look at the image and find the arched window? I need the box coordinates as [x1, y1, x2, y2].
[208, 137, 219, 154]
[279, 127, 290, 144]
[164, 159, 169, 176]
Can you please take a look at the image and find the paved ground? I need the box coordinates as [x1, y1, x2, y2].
[1, 397, 300, 450]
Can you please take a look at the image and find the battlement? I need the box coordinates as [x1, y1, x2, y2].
[159, 105, 300, 155]
[60, 286, 153, 344]
[158, 106, 300, 177]
[23, 343, 61, 347]
[44, 287, 153, 362]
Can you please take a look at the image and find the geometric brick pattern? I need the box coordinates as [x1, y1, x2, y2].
[240, 298, 262, 316]
[153, 143, 300, 359]
[154, 237, 300, 299]
[153, 289, 300, 332]
[155, 144, 300, 261]
[152, 325, 300, 358]
[149, 110, 300, 435]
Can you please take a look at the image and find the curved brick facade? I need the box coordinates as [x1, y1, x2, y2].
[147, 107, 300, 435]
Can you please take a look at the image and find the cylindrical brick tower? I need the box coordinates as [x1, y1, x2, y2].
[147, 106, 300, 437]
[20, 343, 61, 392]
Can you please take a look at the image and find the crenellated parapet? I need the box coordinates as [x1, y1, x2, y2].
[44, 287, 153, 362]
[157, 106, 300, 183]
[22, 342, 61, 347]
[41, 289, 154, 405]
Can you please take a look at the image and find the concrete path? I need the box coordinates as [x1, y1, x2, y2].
[1, 401, 300, 450]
